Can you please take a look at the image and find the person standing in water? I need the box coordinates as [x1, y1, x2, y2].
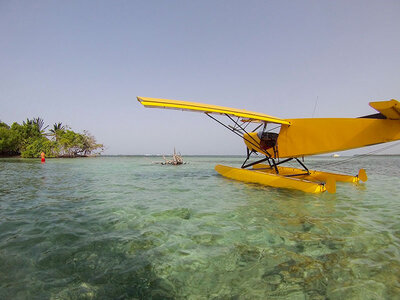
[41, 152, 45, 163]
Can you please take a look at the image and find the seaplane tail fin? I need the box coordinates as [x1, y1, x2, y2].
[369, 99, 400, 120]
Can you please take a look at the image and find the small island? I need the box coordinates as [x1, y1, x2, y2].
[0, 117, 103, 158]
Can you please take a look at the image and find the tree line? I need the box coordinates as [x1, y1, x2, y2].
[0, 118, 104, 158]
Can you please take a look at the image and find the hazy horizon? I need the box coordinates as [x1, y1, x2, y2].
[2, 1, 400, 155]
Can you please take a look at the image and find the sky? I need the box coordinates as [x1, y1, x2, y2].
[1, 0, 400, 155]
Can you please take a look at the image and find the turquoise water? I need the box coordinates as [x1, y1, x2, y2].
[0, 156, 399, 299]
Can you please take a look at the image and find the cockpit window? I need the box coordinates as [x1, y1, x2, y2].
[257, 130, 279, 150]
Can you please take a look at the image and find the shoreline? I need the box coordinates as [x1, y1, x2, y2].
[0, 154, 92, 159]
[1, 154, 399, 159]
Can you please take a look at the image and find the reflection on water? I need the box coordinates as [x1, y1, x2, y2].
[0, 156, 399, 299]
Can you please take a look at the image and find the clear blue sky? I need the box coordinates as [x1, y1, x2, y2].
[1, 1, 400, 155]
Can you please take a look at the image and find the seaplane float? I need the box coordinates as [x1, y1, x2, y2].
[137, 97, 400, 193]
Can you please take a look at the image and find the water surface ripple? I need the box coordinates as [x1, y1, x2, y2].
[0, 156, 399, 299]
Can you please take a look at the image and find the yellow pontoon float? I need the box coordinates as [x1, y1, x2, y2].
[138, 97, 400, 193]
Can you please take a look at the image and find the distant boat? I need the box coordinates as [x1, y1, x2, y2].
[332, 153, 340, 158]
[153, 148, 186, 165]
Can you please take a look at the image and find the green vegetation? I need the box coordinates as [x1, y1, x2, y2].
[0, 118, 104, 158]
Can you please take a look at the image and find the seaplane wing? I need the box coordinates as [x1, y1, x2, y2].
[137, 97, 290, 125]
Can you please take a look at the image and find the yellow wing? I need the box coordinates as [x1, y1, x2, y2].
[137, 97, 290, 125]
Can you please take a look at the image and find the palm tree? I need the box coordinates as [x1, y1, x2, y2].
[23, 117, 48, 134]
[49, 122, 65, 141]
[49, 122, 64, 134]
[22, 118, 34, 126]
[33, 117, 48, 133]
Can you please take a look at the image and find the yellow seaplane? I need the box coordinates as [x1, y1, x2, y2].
[137, 97, 400, 194]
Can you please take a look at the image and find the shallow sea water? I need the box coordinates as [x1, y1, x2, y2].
[0, 156, 399, 299]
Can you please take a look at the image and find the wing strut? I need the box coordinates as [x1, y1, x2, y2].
[204, 112, 314, 178]
[205, 113, 266, 156]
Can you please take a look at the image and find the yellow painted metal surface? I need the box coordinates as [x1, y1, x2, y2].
[244, 118, 400, 158]
[358, 168, 368, 182]
[243, 132, 270, 156]
[370, 99, 400, 119]
[215, 164, 326, 193]
[252, 164, 366, 183]
[137, 97, 290, 125]
[276, 118, 400, 157]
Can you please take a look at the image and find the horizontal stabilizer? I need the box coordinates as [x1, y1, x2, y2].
[137, 97, 290, 125]
[369, 99, 400, 120]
